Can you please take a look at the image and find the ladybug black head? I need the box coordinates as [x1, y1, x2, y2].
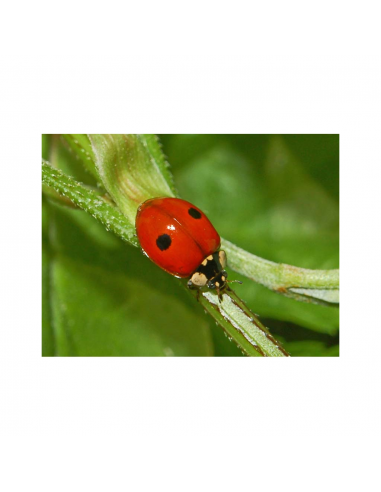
[207, 270, 228, 291]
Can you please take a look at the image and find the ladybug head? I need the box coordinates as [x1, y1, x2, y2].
[207, 270, 228, 291]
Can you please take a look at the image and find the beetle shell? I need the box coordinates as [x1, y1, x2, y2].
[135, 197, 221, 277]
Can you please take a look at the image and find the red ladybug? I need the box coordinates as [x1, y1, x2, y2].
[136, 197, 239, 299]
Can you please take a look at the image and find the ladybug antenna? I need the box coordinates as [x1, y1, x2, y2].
[226, 279, 243, 285]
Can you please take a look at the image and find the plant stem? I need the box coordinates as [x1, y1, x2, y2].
[186, 283, 289, 357]
[222, 239, 339, 306]
[42, 160, 138, 247]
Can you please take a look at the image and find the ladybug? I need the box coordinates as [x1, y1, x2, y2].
[135, 197, 240, 300]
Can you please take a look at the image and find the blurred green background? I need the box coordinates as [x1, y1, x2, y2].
[42, 134, 339, 357]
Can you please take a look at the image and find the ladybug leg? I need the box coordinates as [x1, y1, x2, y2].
[187, 278, 201, 302]
[196, 288, 201, 302]
[216, 285, 223, 303]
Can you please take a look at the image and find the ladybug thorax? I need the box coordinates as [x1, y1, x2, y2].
[188, 250, 228, 290]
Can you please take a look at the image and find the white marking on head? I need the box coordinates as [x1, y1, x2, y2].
[221, 276, 226, 282]
[207, 255, 213, 261]
[202, 258, 208, 266]
[215, 281, 220, 287]
[191, 272, 207, 286]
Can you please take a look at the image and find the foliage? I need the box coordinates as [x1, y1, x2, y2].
[42, 134, 339, 356]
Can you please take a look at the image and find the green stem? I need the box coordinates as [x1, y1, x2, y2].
[222, 239, 339, 306]
[186, 283, 289, 357]
[42, 160, 138, 247]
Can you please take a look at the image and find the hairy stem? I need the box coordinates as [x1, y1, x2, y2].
[42, 160, 138, 247]
[223, 239, 339, 306]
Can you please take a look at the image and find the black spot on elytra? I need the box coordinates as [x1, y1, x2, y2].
[156, 234, 172, 251]
[188, 207, 202, 219]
